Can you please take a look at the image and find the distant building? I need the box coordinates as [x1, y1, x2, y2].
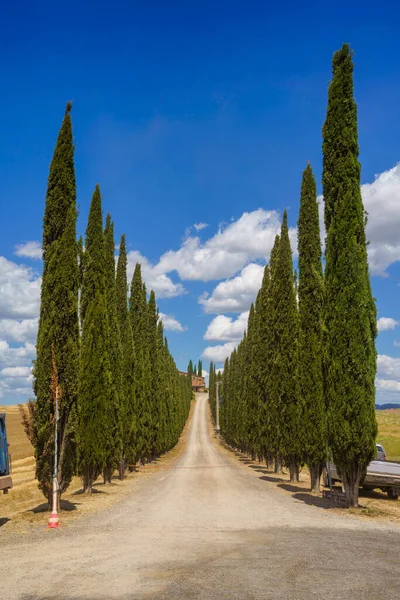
[191, 375, 205, 393]
[178, 371, 206, 392]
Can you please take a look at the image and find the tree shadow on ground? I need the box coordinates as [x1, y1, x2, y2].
[259, 474, 285, 483]
[29, 499, 79, 514]
[0, 517, 10, 527]
[73, 486, 106, 496]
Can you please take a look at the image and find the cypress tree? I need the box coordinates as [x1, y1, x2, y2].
[198, 360, 202, 377]
[271, 211, 302, 481]
[77, 186, 111, 492]
[129, 264, 152, 463]
[297, 164, 326, 492]
[33, 103, 80, 506]
[323, 44, 377, 507]
[115, 235, 136, 476]
[103, 215, 123, 483]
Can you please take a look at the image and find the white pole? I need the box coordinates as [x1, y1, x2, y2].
[216, 381, 220, 433]
[51, 386, 59, 516]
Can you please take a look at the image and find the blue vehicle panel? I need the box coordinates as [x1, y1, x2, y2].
[0, 412, 10, 476]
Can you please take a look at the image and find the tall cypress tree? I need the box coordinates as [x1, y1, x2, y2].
[297, 164, 326, 492]
[103, 215, 123, 483]
[198, 360, 202, 377]
[129, 264, 152, 463]
[33, 103, 80, 506]
[77, 186, 111, 492]
[323, 44, 377, 507]
[115, 235, 136, 476]
[270, 211, 302, 481]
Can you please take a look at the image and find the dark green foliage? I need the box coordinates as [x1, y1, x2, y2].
[269, 211, 301, 478]
[198, 360, 203, 377]
[33, 104, 79, 504]
[129, 265, 152, 463]
[77, 186, 112, 492]
[103, 214, 123, 482]
[115, 235, 136, 471]
[323, 44, 377, 506]
[297, 164, 326, 490]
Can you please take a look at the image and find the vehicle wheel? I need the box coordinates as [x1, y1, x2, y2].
[387, 489, 399, 500]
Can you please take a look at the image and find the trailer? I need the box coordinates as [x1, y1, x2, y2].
[325, 459, 400, 500]
[0, 413, 12, 494]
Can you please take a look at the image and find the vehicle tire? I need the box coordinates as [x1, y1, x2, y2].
[387, 489, 399, 500]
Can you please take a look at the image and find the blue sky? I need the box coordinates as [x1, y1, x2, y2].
[1, 1, 400, 405]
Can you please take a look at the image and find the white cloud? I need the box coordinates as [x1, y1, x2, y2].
[319, 164, 400, 276]
[157, 210, 293, 282]
[14, 240, 42, 260]
[0, 366, 32, 378]
[375, 379, 400, 392]
[362, 163, 400, 276]
[377, 317, 399, 332]
[377, 354, 400, 380]
[394, 341, 400, 348]
[0, 318, 38, 343]
[0, 341, 36, 370]
[202, 341, 238, 364]
[0, 257, 41, 320]
[200, 263, 264, 314]
[193, 223, 208, 231]
[204, 311, 249, 342]
[126, 250, 186, 299]
[158, 312, 187, 332]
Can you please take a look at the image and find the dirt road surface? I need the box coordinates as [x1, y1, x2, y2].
[1, 393, 400, 599]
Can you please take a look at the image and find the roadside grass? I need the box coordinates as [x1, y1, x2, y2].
[0, 400, 195, 534]
[376, 409, 400, 461]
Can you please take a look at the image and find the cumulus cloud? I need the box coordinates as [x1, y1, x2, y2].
[202, 341, 238, 364]
[157, 210, 293, 282]
[377, 317, 399, 332]
[362, 163, 400, 276]
[158, 312, 187, 332]
[319, 164, 400, 276]
[193, 223, 208, 231]
[126, 250, 186, 299]
[0, 318, 38, 343]
[377, 354, 400, 380]
[0, 257, 41, 320]
[14, 240, 42, 260]
[0, 341, 36, 370]
[204, 311, 249, 342]
[200, 263, 264, 314]
[0, 366, 32, 378]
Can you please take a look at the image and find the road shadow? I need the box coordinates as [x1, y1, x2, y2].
[28, 499, 79, 514]
[0, 517, 10, 528]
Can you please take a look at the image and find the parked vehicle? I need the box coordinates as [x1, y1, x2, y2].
[325, 454, 400, 500]
[0, 413, 12, 494]
[376, 443, 387, 461]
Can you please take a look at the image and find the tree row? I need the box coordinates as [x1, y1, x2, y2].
[215, 44, 377, 508]
[28, 104, 192, 504]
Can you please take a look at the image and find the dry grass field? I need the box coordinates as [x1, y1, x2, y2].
[0, 402, 195, 533]
[376, 409, 400, 461]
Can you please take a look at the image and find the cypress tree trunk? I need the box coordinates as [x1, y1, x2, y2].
[297, 164, 326, 492]
[323, 45, 377, 508]
[309, 464, 324, 493]
[33, 103, 79, 504]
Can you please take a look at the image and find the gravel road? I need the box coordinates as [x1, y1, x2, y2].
[1, 393, 400, 599]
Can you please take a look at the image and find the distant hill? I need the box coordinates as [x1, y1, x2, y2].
[376, 403, 400, 411]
